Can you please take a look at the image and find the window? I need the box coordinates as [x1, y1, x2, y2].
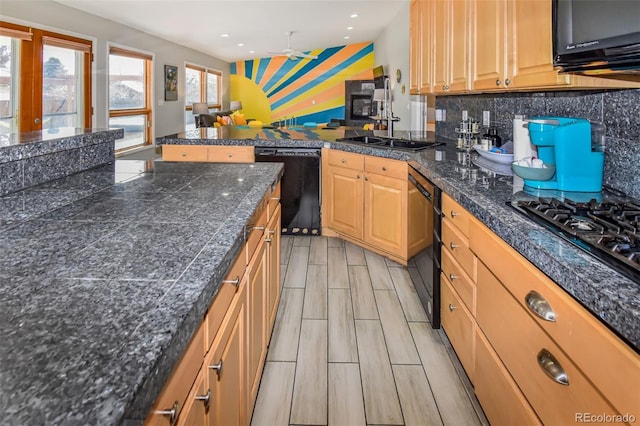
[185, 63, 221, 130]
[109, 46, 152, 152]
[0, 21, 92, 134]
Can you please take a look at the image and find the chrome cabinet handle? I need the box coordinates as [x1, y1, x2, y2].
[525, 290, 556, 322]
[181, 152, 187, 157]
[537, 348, 569, 385]
[496, 79, 502, 86]
[341, 159, 346, 163]
[364, 176, 369, 181]
[356, 174, 361, 179]
[228, 153, 233, 157]
[448, 304, 456, 312]
[449, 273, 458, 281]
[222, 275, 240, 291]
[450, 211, 458, 218]
[505, 78, 511, 86]
[209, 359, 223, 378]
[382, 166, 387, 171]
[449, 242, 459, 250]
[195, 390, 211, 409]
[155, 401, 179, 425]
[271, 196, 281, 202]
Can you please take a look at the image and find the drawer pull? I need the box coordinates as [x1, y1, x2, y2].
[382, 166, 387, 171]
[448, 304, 456, 312]
[364, 176, 369, 181]
[537, 348, 569, 386]
[222, 276, 240, 291]
[210, 359, 223, 378]
[450, 211, 458, 218]
[156, 401, 179, 425]
[449, 273, 458, 281]
[357, 174, 361, 179]
[341, 159, 346, 163]
[181, 153, 187, 157]
[525, 290, 556, 322]
[271, 197, 281, 202]
[228, 153, 233, 157]
[195, 390, 211, 409]
[449, 242, 459, 250]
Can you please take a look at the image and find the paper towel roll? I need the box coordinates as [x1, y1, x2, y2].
[513, 115, 537, 161]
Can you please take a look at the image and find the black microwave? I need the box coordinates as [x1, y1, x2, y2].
[553, 0, 640, 74]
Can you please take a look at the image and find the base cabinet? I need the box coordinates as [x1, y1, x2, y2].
[322, 149, 430, 264]
[145, 186, 281, 426]
[439, 192, 640, 425]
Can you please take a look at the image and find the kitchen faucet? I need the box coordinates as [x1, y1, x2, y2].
[382, 77, 400, 137]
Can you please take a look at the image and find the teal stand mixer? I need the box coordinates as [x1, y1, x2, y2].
[524, 117, 605, 192]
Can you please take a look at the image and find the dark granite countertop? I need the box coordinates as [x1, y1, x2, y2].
[0, 160, 284, 424]
[158, 129, 640, 351]
[0, 127, 124, 163]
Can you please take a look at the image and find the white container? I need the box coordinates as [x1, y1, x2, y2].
[513, 115, 537, 161]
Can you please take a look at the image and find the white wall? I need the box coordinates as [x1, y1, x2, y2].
[1, 0, 230, 140]
[373, 2, 411, 131]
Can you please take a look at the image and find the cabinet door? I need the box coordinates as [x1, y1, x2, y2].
[162, 144, 209, 162]
[507, 0, 569, 88]
[419, 0, 433, 93]
[178, 368, 209, 426]
[432, 0, 449, 93]
[363, 173, 406, 256]
[325, 165, 364, 240]
[448, 0, 469, 92]
[441, 275, 475, 382]
[266, 203, 281, 331]
[410, 0, 422, 94]
[209, 281, 247, 426]
[247, 236, 268, 412]
[471, 0, 506, 91]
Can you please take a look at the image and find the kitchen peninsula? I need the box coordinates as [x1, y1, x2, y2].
[0, 129, 284, 424]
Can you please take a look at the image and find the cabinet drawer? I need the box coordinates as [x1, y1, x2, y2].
[162, 144, 208, 162]
[207, 145, 254, 162]
[245, 206, 268, 264]
[470, 220, 640, 416]
[365, 155, 407, 180]
[477, 262, 617, 424]
[326, 149, 364, 171]
[206, 252, 246, 350]
[441, 276, 475, 382]
[145, 321, 206, 425]
[268, 182, 281, 222]
[442, 194, 471, 236]
[475, 328, 541, 426]
[441, 248, 475, 314]
[442, 218, 476, 279]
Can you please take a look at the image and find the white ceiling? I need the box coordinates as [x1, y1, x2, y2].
[53, 0, 408, 63]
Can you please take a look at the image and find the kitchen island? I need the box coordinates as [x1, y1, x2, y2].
[0, 155, 283, 424]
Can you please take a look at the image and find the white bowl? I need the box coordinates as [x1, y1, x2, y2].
[473, 145, 514, 164]
[511, 162, 556, 181]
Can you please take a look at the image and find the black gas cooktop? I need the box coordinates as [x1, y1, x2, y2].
[511, 188, 640, 283]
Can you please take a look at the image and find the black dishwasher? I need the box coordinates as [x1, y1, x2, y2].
[255, 147, 321, 235]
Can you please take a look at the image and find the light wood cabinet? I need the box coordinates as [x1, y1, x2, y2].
[409, 0, 422, 95]
[441, 273, 475, 382]
[145, 191, 281, 426]
[432, 0, 470, 94]
[162, 145, 255, 163]
[470, 217, 640, 420]
[322, 149, 430, 264]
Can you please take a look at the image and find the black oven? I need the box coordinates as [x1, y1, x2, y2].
[408, 165, 442, 328]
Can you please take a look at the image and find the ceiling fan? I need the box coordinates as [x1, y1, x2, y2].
[268, 31, 318, 61]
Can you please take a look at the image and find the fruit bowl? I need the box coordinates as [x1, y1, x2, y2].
[511, 162, 556, 181]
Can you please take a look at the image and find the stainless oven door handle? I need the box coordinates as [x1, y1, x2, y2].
[408, 174, 433, 202]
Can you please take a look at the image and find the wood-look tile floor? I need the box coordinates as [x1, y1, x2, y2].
[252, 236, 488, 426]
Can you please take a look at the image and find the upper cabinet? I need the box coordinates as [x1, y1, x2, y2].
[410, 0, 640, 95]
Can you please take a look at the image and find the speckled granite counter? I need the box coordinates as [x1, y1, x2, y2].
[0, 160, 284, 424]
[159, 130, 640, 351]
[0, 127, 123, 196]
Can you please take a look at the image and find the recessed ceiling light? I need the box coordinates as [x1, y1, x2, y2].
[221, 34, 230, 38]
[350, 13, 358, 18]
[344, 36, 351, 40]
[347, 26, 354, 30]
[249, 50, 255, 54]
[237, 43, 244, 47]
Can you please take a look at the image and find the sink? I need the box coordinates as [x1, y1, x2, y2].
[336, 135, 385, 145]
[336, 135, 439, 151]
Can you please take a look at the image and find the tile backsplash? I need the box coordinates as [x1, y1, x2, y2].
[435, 89, 640, 199]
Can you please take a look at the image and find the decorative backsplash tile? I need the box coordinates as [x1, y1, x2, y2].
[436, 89, 640, 198]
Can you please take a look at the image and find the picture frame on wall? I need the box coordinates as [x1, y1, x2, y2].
[164, 65, 178, 101]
